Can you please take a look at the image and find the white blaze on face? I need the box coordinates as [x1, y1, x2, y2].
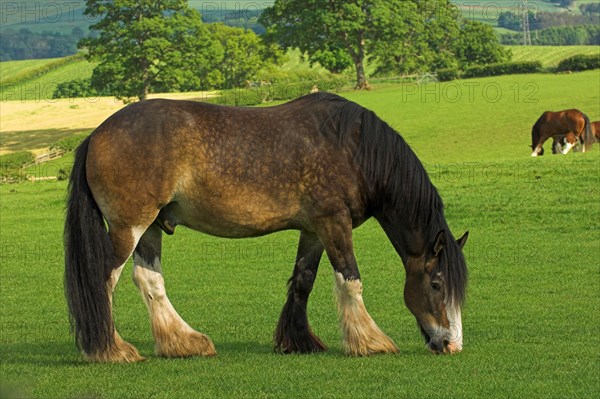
[445, 303, 463, 353]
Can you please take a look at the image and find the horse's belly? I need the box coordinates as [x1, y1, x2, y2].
[167, 190, 300, 238]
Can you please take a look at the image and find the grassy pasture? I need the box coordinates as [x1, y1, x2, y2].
[0, 59, 55, 83]
[1, 71, 599, 398]
[508, 45, 600, 68]
[0, 57, 97, 102]
[453, 0, 572, 24]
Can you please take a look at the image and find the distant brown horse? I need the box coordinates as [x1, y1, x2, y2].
[592, 121, 600, 141]
[531, 109, 594, 156]
[65, 93, 468, 363]
[553, 121, 600, 153]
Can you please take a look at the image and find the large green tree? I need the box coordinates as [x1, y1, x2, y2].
[207, 24, 283, 89]
[261, 0, 414, 89]
[371, 1, 459, 76]
[454, 20, 511, 68]
[80, 0, 222, 101]
[261, 0, 510, 85]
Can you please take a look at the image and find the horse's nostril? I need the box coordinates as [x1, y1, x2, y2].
[429, 341, 439, 353]
[443, 339, 450, 348]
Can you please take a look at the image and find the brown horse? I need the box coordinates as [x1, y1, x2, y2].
[553, 120, 600, 153]
[65, 93, 468, 363]
[592, 121, 600, 141]
[531, 109, 594, 156]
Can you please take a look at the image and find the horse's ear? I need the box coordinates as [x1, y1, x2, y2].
[457, 231, 469, 250]
[433, 230, 446, 257]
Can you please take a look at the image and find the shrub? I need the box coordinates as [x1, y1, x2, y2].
[57, 167, 71, 181]
[52, 79, 108, 99]
[556, 54, 600, 72]
[0, 151, 34, 182]
[50, 133, 89, 152]
[436, 68, 461, 82]
[0, 151, 34, 168]
[463, 61, 543, 78]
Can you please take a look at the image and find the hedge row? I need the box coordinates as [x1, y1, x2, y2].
[438, 53, 599, 82]
[462, 61, 543, 78]
[208, 78, 348, 106]
[436, 61, 543, 81]
[52, 78, 111, 99]
[556, 54, 600, 72]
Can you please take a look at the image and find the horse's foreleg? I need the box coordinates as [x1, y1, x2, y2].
[562, 141, 575, 154]
[316, 214, 398, 356]
[274, 232, 326, 354]
[531, 144, 544, 157]
[132, 225, 216, 358]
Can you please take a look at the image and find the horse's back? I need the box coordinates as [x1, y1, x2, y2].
[84, 96, 367, 237]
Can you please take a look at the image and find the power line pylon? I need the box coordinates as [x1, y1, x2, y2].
[522, 0, 532, 46]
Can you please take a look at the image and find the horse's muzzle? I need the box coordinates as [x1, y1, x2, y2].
[426, 339, 462, 355]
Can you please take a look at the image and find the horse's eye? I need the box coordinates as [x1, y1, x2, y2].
[431, 281, 441, 291]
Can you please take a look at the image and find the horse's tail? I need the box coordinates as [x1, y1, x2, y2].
[582, 113, 594, 149]
[65, 136, 116, 356]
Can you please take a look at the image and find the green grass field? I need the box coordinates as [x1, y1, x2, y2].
[508, 45, 600, 68]
[453, 0, 573, 24]
[0, 59, 54, 83]
[0, 56, 96, 102]
[1, 71, 599, 398]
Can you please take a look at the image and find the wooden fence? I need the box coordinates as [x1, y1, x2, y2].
[21, 149, 66, 169]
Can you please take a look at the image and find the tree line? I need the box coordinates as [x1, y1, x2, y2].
[60, 0, 509, 101]
[501, 25, 600, 46]
[498, 10, 599, 31]
[497, 7, 600, 46]
[0, 28, 84, 61]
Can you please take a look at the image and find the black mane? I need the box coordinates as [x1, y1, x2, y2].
[309, 92, 468, 306]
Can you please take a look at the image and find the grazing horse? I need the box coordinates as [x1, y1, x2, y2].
[65, 93, 469, 363]
[592, 121, 600, 141]
[553, 121, 599, 153]
[531, 109, 594, 156]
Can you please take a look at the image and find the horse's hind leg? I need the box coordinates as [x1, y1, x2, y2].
[552, 137, 563, 154]
[316, 213, 398, 356]
[132, 224, 216, 357]
[274, 232, 327, 353]
[88, 225, 146, 363]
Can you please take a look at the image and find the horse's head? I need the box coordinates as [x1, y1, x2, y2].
[404, 230, 468, 355]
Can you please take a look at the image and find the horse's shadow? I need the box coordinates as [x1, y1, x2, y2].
[1, 340, 335, 366]
[1, 341, 85, 367]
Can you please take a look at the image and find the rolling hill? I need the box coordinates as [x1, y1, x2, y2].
[0, 0, 580, 35]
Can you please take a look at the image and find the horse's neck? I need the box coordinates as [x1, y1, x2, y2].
[376, 212, 428, 267]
